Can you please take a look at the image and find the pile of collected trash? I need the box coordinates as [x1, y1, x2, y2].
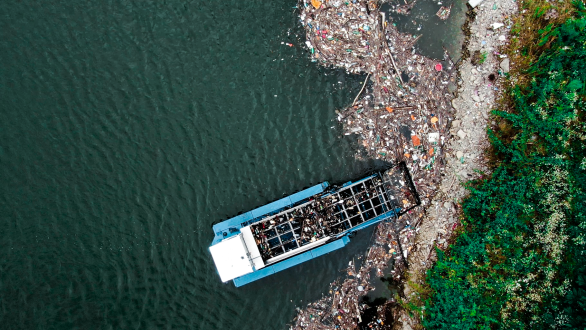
[290, 214, 418, 330]
[300, 0, 455, 199]
[292, 0, 460, 328]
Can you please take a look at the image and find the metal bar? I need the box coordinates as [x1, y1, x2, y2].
[276, 233, 284, 252]
[339, 192, 352, 226]
[351, 183, 366, 227]
[368, 196, 379, 216]
[289, 221, 300, 248]
[379, 172, 396, 213]
[377, 186, 391, 212]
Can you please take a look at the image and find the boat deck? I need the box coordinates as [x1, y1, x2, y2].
[250, 171, 407, 263]
[209, 162, 420, 286]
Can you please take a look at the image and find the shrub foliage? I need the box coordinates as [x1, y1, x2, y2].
[423, 3, 586, 329]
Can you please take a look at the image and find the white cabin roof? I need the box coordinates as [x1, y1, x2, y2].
[209, 234, 254, 282]
[240, 226, 266, 270]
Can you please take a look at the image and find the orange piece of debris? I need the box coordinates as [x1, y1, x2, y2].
[429, 148, 434, 155]
[404, 153, 410, 158]
[412, 135, 421, 146]
[311, 0, 322, 9]
[431, 116, 439, 123]
[411, 115, 416, 120]
[386, 106, 393, 113]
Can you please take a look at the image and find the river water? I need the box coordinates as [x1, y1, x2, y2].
[0, 1, 464, 329]
[387, 0, 468, 60]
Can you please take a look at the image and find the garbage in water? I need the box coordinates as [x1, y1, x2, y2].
[436, 5, 452, 20]
[292, 0, 461, 328]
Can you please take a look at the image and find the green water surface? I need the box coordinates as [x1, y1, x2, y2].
[0, 1, 383, 329]
[0, 0, 468, 328]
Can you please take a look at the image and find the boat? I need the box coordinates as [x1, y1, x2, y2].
[209, 162, 419, 287]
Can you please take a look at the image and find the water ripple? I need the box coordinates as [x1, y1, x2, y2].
[0, 0, 383, 329]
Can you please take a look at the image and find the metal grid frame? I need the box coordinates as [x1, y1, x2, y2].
[250, 174, 397, 262]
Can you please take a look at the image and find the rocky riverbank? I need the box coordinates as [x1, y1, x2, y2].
[396, 0, 518, 328]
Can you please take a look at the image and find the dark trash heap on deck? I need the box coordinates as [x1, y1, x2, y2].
[251, 166, 418, 263]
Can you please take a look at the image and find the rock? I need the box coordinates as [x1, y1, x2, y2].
[457, 129, 467, 139]
[459, 170, 468, 177]
[482, 111, 489, 119]
[471, 50, 482, 65]
[469, 0, 485, 8]
[472, 94, 480, 102]
[491, 22, 504, 30]
[451, 99, 459, 109]
[545, 9, 559, 20]
[448, 81, 457, 94]
[428, 132, 440, 143]
[452, 120, 461, 128]
[500, 58, 510, 73]
[456, 150, 464, 159]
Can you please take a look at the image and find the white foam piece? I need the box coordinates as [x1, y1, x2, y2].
[468, 0, 485, 8]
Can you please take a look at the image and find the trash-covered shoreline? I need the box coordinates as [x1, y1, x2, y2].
[291, 0, 458, 329]
[290, 0, 517, 327]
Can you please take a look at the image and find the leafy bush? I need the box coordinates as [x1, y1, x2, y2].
[423, 2, 586, 329]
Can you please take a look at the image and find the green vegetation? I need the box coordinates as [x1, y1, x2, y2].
[422, 1, 586, 328]
[396, 271, 432, 323]
[506, 0, 577, 87]
[479, 51, 487, 65]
